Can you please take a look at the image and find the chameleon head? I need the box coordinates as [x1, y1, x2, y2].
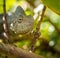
[10, 6, 34, 34]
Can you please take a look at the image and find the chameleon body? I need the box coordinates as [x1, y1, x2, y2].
[0, 6, 34, 35]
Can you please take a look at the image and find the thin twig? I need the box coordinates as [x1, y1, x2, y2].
[36, 6, 46, 31]
[26, 0, 35, 8]
[3, 0, 12, 43]
[30, 6, 46, 52]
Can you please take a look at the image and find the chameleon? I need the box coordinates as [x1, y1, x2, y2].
[0, 6, 34, 37]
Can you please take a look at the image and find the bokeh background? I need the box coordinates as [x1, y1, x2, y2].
[0, 0, 60, 58]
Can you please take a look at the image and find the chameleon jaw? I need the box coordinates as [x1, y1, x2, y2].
[10, 21, 34, 35]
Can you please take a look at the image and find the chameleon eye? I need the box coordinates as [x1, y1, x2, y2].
[18, 18, 23, 23]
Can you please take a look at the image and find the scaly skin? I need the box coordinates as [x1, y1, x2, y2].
[0, 6, 34, 35]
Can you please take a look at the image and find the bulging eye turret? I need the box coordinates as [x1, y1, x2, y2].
[18, 18, 23, 23]
[17, 14, 23, 23]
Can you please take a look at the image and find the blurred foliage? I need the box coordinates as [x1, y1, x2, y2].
[0, 0, 60, 58]
[0, 0, 16, 13]
[41, 0, 60, 15]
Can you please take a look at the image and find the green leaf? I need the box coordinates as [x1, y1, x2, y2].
[41, 0, 60, 15]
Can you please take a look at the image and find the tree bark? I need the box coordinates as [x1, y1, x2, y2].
[0, 43, 45, 58]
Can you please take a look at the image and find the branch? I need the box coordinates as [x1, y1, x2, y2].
[26, 0, 35, 8]
[36, 6, 46, 31]
[0, 43, 45, 58]
[3, 0, 12, 43]
[30, 6, 46, 52]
